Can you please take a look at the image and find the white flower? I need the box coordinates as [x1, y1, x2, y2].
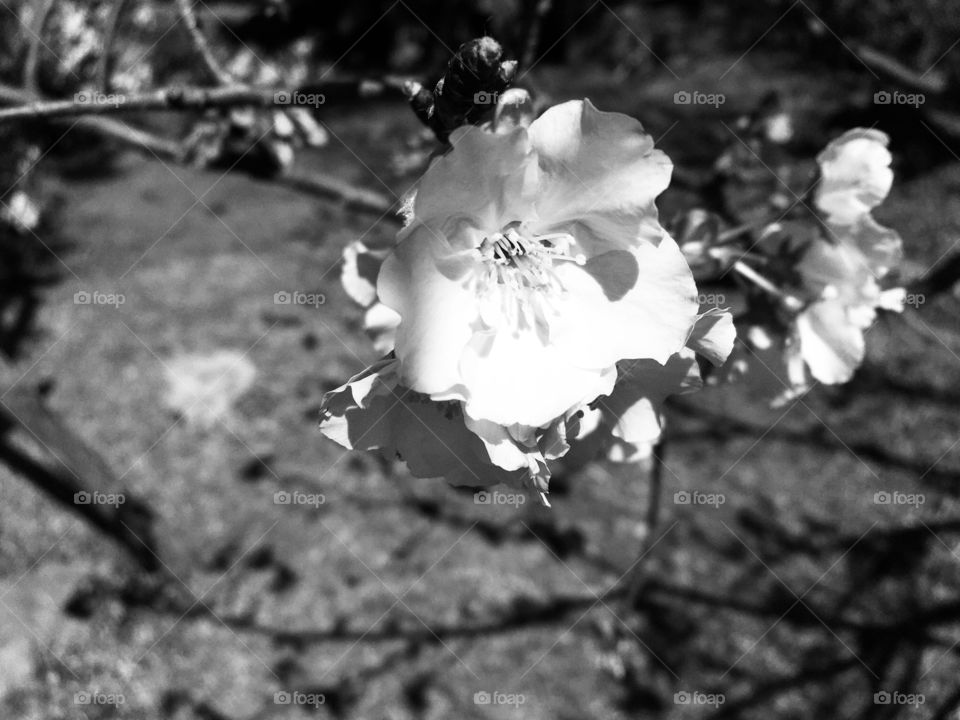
[787, 129, 904, 387]
[377, 99, 700, 429]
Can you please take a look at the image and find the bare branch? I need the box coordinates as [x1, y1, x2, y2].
[23, 0, 57, 93]
[0, 83, 401, 218]
[95, 0, 131, 91]
[175, 0, 232, 86]
[0, 78, 412, 122]
[521, 0, 553, 71]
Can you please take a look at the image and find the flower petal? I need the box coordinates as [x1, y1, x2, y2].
[816, 128, 894, 225]
[828, 215, 902, 279]
[413, 125, 536, 233]
[546, 231, 700, 368]
[686, 308, 736, 366]
[319, 359, 534, 489]
[528, 99, 673, 247]
[342, 241, 387, 307]
[459, 328, 618, 427]
[377, 226, 478, 398]
[364, 303, 400, 355]
[796, 300, 867, 385]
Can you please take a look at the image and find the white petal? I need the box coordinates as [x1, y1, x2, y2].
[816, 128, 894, 225]
[528, 99, 673, 245]
[796, 301, 866, 385]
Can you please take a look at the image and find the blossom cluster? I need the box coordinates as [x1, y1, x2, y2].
[320, 99, 735, 503]
[730, 129, 905, 403]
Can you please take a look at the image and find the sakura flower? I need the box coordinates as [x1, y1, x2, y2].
[377, 99, 700, 430]
[736, 128, 905, 402]
[788, 129, 904, 389]
[814, 128, 902, 276]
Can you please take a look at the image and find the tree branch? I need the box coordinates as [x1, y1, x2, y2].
[0, 82, 402, 218]
[95, 0, 131, 91]
[175, 0, 232, 86]
[0, 79, 411, 122]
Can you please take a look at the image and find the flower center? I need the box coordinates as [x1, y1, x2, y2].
[473, 223, 585, 334]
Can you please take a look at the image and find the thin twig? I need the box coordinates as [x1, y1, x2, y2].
[853, 43, 949, 95]
[0, 78, 413, 122]
[625, 439, 666, 608]
[23, 0, 58, 93]
[521, 0, 553, 71]
[175, 0, 232, 86]
[95, 0, 131, 91]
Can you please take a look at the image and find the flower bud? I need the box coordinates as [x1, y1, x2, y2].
[411, 36, 518, 141]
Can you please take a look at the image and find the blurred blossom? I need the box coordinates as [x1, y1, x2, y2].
[2, 191, 41, 233]
[741, 128, 905, 403]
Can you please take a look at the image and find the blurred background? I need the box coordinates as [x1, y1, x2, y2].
[1, 1, 960, 718]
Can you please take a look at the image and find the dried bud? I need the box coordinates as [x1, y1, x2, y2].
[412, 36, 518, 142]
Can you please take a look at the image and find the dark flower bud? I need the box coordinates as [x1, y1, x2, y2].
[411, 36, 517, 142]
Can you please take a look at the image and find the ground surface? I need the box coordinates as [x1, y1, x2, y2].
[2, 42, 960, 720]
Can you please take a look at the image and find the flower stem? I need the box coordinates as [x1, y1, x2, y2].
[626, 439, 665, 608]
